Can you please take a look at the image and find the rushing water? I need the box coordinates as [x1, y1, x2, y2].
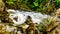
[7, 9, 51, 25]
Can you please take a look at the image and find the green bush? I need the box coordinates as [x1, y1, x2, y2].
[54, 0, 60, 8]
[3, 0, 56, 14]
[37, 17, 52, 31]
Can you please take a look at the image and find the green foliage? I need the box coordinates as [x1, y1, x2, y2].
[33, 2, 38, 6]
[3, 0, 56, 14]
[54, 0, 60, 8]
[37, 17, 52, 31]
[38, 23, 46, 31]
[6, 0, 16, 5]
[5, 0, 46, 9]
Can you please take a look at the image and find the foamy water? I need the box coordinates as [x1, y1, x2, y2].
[7, 9, 51, 25]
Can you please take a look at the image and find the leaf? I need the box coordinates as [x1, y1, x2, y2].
[33, 2, 38, 6]
[6, 2, 14, 5]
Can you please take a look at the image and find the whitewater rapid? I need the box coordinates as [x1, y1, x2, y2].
[7, 9, 51, 25]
